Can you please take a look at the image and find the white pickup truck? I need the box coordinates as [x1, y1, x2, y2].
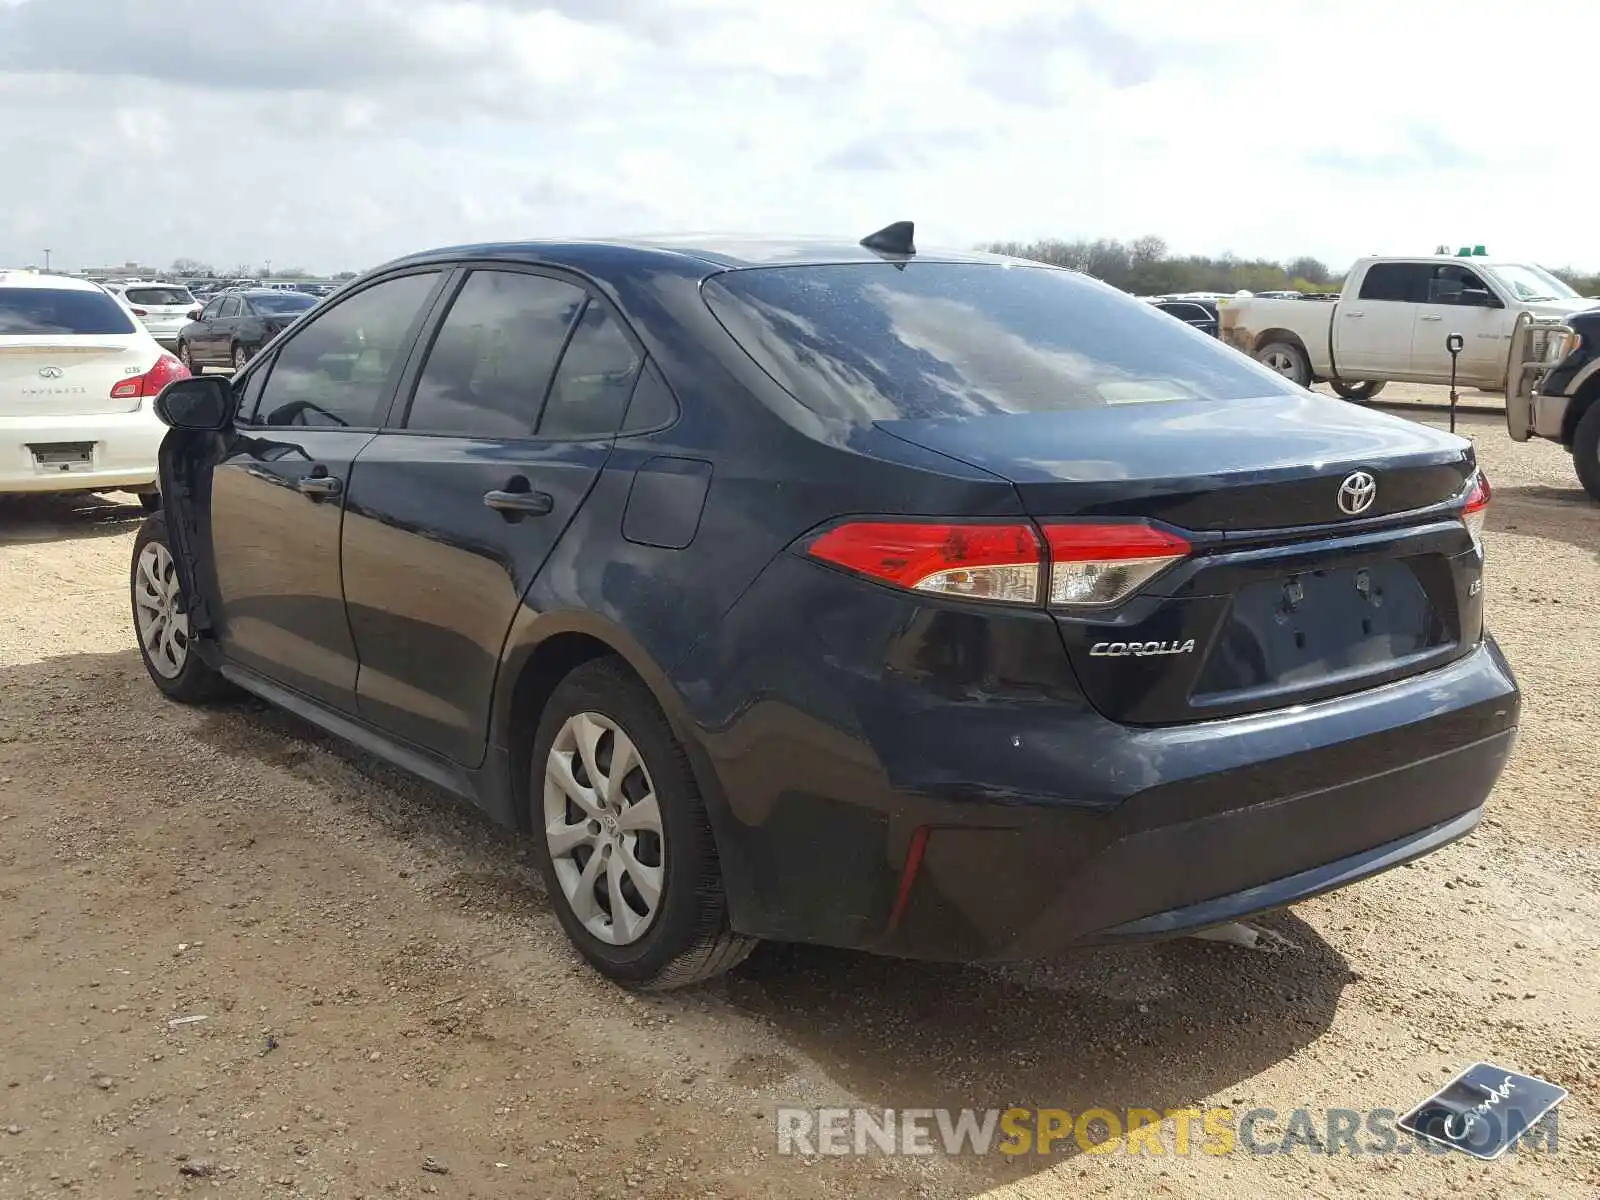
[1219, 254, 1592, 402]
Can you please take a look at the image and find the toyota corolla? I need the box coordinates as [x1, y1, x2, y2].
[131, 225, 1520, 990]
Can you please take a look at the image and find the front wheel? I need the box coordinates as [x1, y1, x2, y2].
[232, 343, 250, 372]
[529, 657, 756, 990]
[1331, 379, 1387, 403]
[131, 514, 232, 704]
[1574, 401, 1600, 502]
[178, 341, 201, 375]
[1256, 340, 1311, 387]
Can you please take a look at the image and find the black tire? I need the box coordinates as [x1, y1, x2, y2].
[1331, 379, 1387, 403]
[528, 657, 755, 990]
[178, 340, 201, 375]
[137, 492, 162, 514]
[1256, 340, 1312, 387]
[231, 343, 249, 372]
[130, 514, 232, 704]
[1574, 401, 1600, 503]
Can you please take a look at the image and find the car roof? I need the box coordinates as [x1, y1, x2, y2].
[0, 270, 110, 292]
[228, 288, 315, 298]
[382, 234, 1016, 278]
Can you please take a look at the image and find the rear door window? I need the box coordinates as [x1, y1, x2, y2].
[1357, 263, 1431, 303]
[702, 262, 1294, 422]
[0, 288, 136, 335]
[402, 270, 586, 438]
[536, 302, 644, 438]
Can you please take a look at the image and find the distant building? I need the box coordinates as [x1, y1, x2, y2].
[82, 260, 160, 281]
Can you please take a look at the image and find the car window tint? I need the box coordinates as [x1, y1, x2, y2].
[1427, 264, 1492, 304]
[536, 302, 644, 438]
[404, 270, 585, 438]
[255, 272, 439, 429]
[200, 298, 223, 320]
[1358, 263, 1430, 303]
[124, 287, 192, 307]
[703, 262, 1295, 421]
[0, 288, 136, 335]
[619, 359, 679, 434]
[218, 296, 242, 318]
[235, 353, 275, 424]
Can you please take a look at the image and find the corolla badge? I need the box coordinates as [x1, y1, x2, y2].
[1337, 470, 1377, 515]
[1090, 640, 1197, 658]
[37, 365, 64, 379]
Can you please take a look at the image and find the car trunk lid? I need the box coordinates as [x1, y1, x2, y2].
[0, 338, 150, 416]
[877, 393, 1481, 724]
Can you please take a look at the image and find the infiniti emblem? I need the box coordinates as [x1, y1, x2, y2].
[37, 365, 64, 379]
[1337, 470, 1377, 515]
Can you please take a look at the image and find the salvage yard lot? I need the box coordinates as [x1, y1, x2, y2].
[0, 397, 1596, 1199]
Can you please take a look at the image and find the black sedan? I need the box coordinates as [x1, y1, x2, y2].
[134, 225, 1517, 990]
[176, 288, 319, 374]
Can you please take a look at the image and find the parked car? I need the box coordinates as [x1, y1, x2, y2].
[176, 289, 319, 373]
[132, 227, 1519, 990]
[1219, 253, 1590, 402]
[1147, 297, 1219, 337]
[0, 270, 187, 506]
[111, 282, 201, 349]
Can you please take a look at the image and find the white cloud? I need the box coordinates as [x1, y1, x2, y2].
[0, 0, 1594, 275]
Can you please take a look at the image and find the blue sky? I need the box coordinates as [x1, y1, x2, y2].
[0, 0, 1590, 275]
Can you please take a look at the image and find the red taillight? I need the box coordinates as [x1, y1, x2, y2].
[804, 518, 1192, 609]
[807, 522, 1043, 605]
[109, 353, 191, 400]
[130, 307, 148, 317]
[1462, 470, 1491, 545]
[1042, 522, 1191, 608]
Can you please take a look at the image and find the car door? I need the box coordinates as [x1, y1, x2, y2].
[205, 269, 446, 711]
[1336, 262, 1432, 375]
[1409, 263, 1510, 383]
[192, 296, 225, 359]
[210, 295, 243, 360]
[340, 266, 643, 764]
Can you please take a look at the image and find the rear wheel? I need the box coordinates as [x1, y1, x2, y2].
[1331, 379, 1387, 403]
[130, 514, 231, 704]
[1574, 401, 1600, 502]
[529, 657, 756, 990]
[1257, 341, 1311, 387]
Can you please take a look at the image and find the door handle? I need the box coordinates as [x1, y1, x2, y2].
[296, 472, 342, 500]
[483, 486, 554, 516]
[1344, 311, 1364, 318]
[1420, 314, 1443, 322]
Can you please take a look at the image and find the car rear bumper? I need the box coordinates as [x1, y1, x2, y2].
[0, 409, 164, 493]
[681, 602, 1519, 961]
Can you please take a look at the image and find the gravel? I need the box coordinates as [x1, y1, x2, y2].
[0, 398, 1595, 1198]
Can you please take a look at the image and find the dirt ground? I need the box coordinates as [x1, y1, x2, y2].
[1, 397, 1596, 1199]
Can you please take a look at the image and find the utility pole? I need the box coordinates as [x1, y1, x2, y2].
[43, 248, 51, 271]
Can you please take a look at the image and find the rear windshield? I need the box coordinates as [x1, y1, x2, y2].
[702, 262, 1297, 422]
[0, 288, 137, 336]
[123, 286, 193, 306]
[250, 293, 317, 314]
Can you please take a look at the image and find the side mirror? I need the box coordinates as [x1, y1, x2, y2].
[153, 375, 234, 431]
[1461, 288, 1499, 308]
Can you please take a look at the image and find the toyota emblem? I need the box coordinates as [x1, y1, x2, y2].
[1337, 471, 1377, 516]
[37, 365, 64, 379]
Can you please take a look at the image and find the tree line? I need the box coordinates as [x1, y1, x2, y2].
[980, 236, 1600, 298]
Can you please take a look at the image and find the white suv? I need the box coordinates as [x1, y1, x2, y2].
[0, 271, 189, 506]
[107, 281, 201, 349]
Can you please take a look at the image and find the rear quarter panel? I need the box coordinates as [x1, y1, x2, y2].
[1219, 296, 1336, 373]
